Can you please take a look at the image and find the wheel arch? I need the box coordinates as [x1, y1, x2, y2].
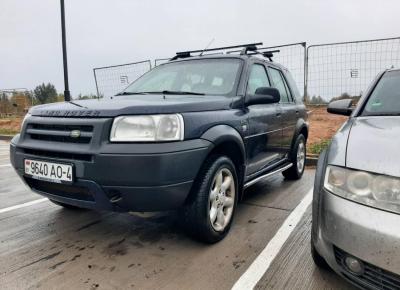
[290, 119, 309, 152]
[200, 125, 246, 197]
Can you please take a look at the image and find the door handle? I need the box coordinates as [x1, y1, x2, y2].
[276, 112, 282, 117]
[296, 110, 299, 114]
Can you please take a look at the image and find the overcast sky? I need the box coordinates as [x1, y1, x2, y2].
[1, 0, 400, 97]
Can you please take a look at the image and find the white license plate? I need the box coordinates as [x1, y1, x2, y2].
[24, 159, 73, 183]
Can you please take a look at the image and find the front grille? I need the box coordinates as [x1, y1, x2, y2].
[25, 177, 94, 202]
[334, 246, 400, 289]
[22, 148, 93, 162]
[26, 123, 94, 144]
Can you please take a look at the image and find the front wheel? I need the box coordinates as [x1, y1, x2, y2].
[180, 155, 238, 243]
[283, 134, 306, 180]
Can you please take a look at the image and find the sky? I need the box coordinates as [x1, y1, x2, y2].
[1, 0, 400, 97]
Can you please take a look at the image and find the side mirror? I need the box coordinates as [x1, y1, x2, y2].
[327, 99, 353, 116]
[246, 87, 281, 106]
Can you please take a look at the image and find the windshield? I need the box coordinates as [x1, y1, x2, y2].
[122, 58, 242, 96]
[362, 70, 400, 116]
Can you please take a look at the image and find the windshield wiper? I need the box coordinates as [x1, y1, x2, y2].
[142, 90, 205, 96]
[68, 101, 87, 109]
[115, 92, 150, 96]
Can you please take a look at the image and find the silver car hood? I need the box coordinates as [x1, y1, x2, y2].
[346, 116, 400, 177]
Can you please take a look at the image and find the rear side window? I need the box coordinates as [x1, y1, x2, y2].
[268, 67, 291, 103]
[246, 64, 271, 95]
[285, 71, 301, 101]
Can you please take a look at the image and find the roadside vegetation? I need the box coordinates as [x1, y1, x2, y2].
[0, 83, 100, 136]
[308, 139, 330, 155]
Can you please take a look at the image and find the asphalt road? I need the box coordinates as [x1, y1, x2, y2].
[0, 141, 357, 290]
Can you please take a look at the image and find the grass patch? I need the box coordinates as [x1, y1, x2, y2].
[308, 139, 330, 155]
[0, 128, 19, 135]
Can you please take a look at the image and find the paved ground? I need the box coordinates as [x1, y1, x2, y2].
[0, 141, 356, 289]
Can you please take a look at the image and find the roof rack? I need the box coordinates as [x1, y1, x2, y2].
[247, 49, 281, 61]
[170, 42, 263, 60]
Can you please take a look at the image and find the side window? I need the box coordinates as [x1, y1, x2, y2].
[268, 67, 291, 103]
[246, 64, 271, 95]
[285, 70, 301, 101]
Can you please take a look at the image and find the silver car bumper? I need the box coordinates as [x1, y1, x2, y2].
[315, 189, 400, 289]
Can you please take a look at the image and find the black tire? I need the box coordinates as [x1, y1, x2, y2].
[50, 199, 85, 210]
[180, 155, 238, 243]
[283, 134, 306, 180]
[311, 240, 331, 270]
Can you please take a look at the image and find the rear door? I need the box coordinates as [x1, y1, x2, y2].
[245, 63, 283, 176]
[267, 67, 298, 154]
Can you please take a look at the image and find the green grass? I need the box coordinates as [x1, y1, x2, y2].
[308, 139, 330, 155]
[0, 128, 19, 135]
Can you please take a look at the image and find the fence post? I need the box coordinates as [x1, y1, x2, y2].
[93, 68, 100, 100]
[304, 45, 309, 103]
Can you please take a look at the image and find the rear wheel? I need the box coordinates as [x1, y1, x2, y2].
[283, 134, 306, 180]
[50, 199, 85, 210]
[180, 155, 238, 243]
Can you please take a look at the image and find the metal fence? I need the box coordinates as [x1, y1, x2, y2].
[154, 58, 170, 67]
[93, 60, 152, 98]
[305, 37, 400, 102]
[258, 42, 307, 97]
[92, 37, 400, 102]
[0, 89, 32, 116]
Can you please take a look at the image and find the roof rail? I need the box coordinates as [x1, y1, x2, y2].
[226, 46, 281, 62]
[256, 49, 281, 61]
[170, 42, 263, 60]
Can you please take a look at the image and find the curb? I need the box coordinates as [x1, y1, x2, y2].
[0, 135, 14, 141]
[306, 156, 319, 166]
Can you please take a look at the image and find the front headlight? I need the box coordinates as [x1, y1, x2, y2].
[324, 165, 400, 213]
[110, 114, 184, 142]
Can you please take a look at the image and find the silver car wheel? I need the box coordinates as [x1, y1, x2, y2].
[209, 168, 235, 232]
[297, 141, 306, 173]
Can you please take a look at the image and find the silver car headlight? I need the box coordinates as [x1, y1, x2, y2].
[324, 165, 400, 213]
[110, 114, 184, 142]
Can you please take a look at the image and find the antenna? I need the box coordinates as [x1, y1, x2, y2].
[199, 38, 215, 56]
[60, 0, 71, 101]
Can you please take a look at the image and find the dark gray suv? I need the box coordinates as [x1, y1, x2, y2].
[10, 44, 308, 243]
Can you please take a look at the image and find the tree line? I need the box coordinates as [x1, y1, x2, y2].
[304, 92, 362, 105]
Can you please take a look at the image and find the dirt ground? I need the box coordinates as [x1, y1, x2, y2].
[0, 117, 23, 135]
[306, 105, 348, 148]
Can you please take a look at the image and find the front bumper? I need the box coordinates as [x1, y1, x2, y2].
[315, 189, 400, 289]
[10, 134, 212, 212]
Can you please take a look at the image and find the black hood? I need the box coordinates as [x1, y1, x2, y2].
[30, 95, 240, 118]
[346, 116, 400, 177]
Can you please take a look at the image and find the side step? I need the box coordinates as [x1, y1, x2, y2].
[244, 163, 293, 189]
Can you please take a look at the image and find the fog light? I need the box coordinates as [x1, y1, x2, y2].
[344, 256, 364, 275]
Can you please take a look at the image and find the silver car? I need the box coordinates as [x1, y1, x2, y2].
[311, 68, 400, 289]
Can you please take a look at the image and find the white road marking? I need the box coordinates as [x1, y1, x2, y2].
[0, 164, 12, 168]
[232, 189, 313, 290]
[0, 198, 48, 214]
